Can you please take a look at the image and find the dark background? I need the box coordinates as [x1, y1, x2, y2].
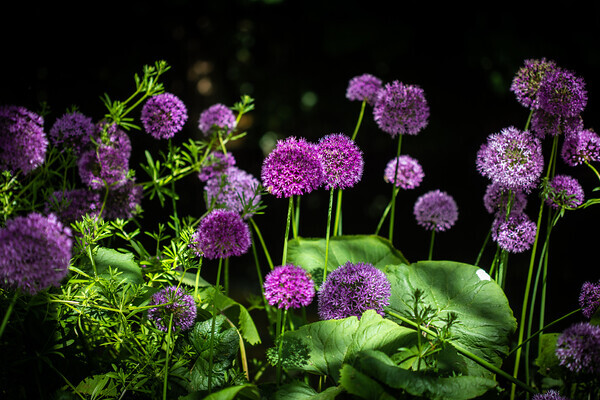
[2, 1, 599, 328]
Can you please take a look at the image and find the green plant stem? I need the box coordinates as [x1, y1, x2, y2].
[282, 197, 293, 266]
[194, 258, 203, 302]
[293, 195, 300, 239]
[428, 229, 436, 260]
[323, 188, 334, 282]
[224, 257, 230, 296]
[388, 135, 403, 243]
[276, 308, 288, 386]
[333, 188, 343, 236]
[374, 187, 398, 236]
[585, 160, 600, 182]
[163, 313, 174, 400]
[351, 99, 367, 141]
[208, 258, 223, 393]
[474, 224, 492, 267]
[250, 217, 274, 270]
[0, 288, 19, 341]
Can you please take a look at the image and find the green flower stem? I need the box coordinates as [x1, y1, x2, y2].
[388, 135, 403, 242]
[224, 257, 230, 296]
[293, 195, 300, 239]
[194, 258, 203, 302]
[585, 160, 600, 182]
[163, 313, 174, 400]
[276, 308, 288, 386]
[427, 229, 436, 260]
[282, 197, 294, 266]
[323, 188, 335, 282]
[386, 310, 535, 394]
[0, 288, 19, 341]
[351, 99, 367, 142]
[333, 188, 343, 237]
[474, 224, 492, 267]
[208, 258, 224, 394]
[250, 217, 274, 270]
[374, 187, 398, 236]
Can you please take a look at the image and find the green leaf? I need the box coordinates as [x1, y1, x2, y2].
[339, 364, 395, 400]
[279, 309, 414, 383]
[286, 235, 409, 285]
[385, 261, 516, 377]
[535, 333, 562, 379]
[273, 381, 344, 399]
[75, 374, 118, 399]
[86, 247, 144, 285]
[201, 384, 261, 400]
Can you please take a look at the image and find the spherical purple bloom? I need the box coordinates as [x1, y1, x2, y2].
[263, 264, 315, 310]
[45, 188, 102, 226]
[198, 151, 237, 182]
[148, 286, 197, 332]
[491, 212, 537, 253]
[141, 92, 188, 140]
[0, 212, 72, 295]
[261, 136, 324, 198]
[102, 178, 143, 221]
[0, 105, 48, 175]
[530, 109, 584, 139]
[579, 280, 600, 319]
[560, 128, 600, 167]
[384, 155, 424, 190]
[413, 190, 458, 232]
[373, 81, 430, 137]
[190, 209, 251, 259]
[531, 390, 570, 400]
[78, 128, 131, 190]
[476, 126, 544, 193]
[317, 133, 364, 190]
[318, 261, 391, 320]
[205, 166, 261, 218]
[538, 68, 587, 118]
[545, 174, 584, 210]
[346, 73, 383, 105]
[198, 103, 236, 136]
[510, 58, 558, 109]
[555, 322, 600, 374]
[483, 182, 528, 215]
[49, 111, 95, 154]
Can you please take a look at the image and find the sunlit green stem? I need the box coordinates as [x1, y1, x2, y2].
[276, 308, 288, 386]
[323, 188, 335, 282]
[374, 187, 398, 236]
[427, 229, 436, 260]
[351, 99, 367, 141]
[207, 258, 223, 393]
[282, 197, 293, 266]
[585, 160, 600, 182]
[388, 135, 403, 242]
[333, 188, 343, 236]
[0, 288, 19, 341]
[474, 224, 492, 267]
[250, 217, 274, 270]
[163, 313, 174, 400]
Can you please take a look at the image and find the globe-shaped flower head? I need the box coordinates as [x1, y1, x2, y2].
[545, 174, 584, 210]
[316, 133, 364, 190]
[264, 264, 315, 310]
[198, 103, 236, 136]
[560, 129, 600, 167]
[198, 151, 237, 182]
[476, 126, 544, 193]
[530, 109, 583, 139]
[538, 68, 587, 118]
[0, 105, 48, 175]
[555, 322, 600, 375]
[45, 188, 102, 226]
[141, 92, 188, 140]
[491, 212, 537, 254]
[102, 178, 143, 221]
[0, 212, 73, 295]
[373, 81, 430, 137]
[413, 190, 459, 232]
[579, 280, 600, 319]
[318, 261, 391, 320]
[346, 73, 383, 105]
[49, 111, 95, 154]
[205, 166, 262, 218]
[148, 286, 197, 332]
[531, 390, 570, 400]
[190, 209, 251, 259]
[510, 58, 558, 109]
[261, 136, 324, 198]
[384, 155, 425, 190]
[483, 182, 528, 215]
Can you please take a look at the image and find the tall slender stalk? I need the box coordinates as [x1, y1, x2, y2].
[323, 188, 335, 282]
[388, 135, 403, 242]
[351, 99, 367, 141]
[207, 258, 224, 393]
[281, 197, 294, 266]
[333, 188, 343, 236]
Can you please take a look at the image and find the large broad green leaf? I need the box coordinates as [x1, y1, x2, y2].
[273, 381, 343, 399]
[339, 364, 395, 400]
[384, 261, 516, 377]
[279, 309, 415, 383]
[84, 246, 144, 284]
[286, 235, 408, 284]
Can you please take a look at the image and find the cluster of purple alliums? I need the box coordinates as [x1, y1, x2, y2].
[413, 189, 459, 232]
[190, 208, 252, 260]
[147, 285, 197, 332]
[263, 264, 315, 310]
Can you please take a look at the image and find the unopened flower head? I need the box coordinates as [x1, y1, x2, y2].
[0, 212, 72, 295]
[346, 73, 383, 105]
[530, 109, 583, 139]
[510, 58, 558, 109]
[261, 136, 324, 198]
[205, 166, 261, 218]
[483, 182, 528, 215]
[317, 133, 364, 190]
[0, 105, 48, 175]
[545, 174, 584, 210]
[198, 103, 236, 136]
[491, 212, 537, 253]
[141, 92, 188, 140]
[384, 155, 424, 190]
[148, 286, 197, 332]
[198, 151, 236, 182]
[538, 68, 587, 118]
[413, 189, 458, 232]
[78, 128, 131, 190]
[263, 264, 315, 310]
[49, 111, 95, 154]
[102, 178, 143, 221]
[190, 209, 251, 259]
[45, 188, 102, 226]
[555, 322, 600, 375]
[531, 390, 570, 400]
[373, 80, 430, 137]
[318, 261, 391, 320]
[560, 129, 600, 167]
[476, 126, 544, 193]
[579, 280, 600, 319]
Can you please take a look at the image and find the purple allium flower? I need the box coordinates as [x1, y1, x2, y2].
[318, 261, 391, 320]
[48, 111, 95, 154]
[413, 190, 459, 232]
[346, 73, 383, 105]
[545, 174, 584, 210]
[579, 280, 600, 319]
[102, 178, 143, 221]
[0, 105, 48, 175]
[373, 81, 430, 137]
[561, 129, 600, 167]
[476, 126, 544, 193]
[383, 155, 425, 190]
[530, 109, 583, 139]
[510, 58, 558, 109]
[198, 103, 236, 136]
[141, 92, 188, 140]
[45, 188, 102, 226]
[491, 212, 537, 253]
[316, 133, 364, 190]
[483, 182, 528, 215]
[205, 166, 261, 218]
[263, 264, 316, 310]
[538, 68, 588, 118]
[0, 212, 72, 295]
[147, 286, 197, 332]
[78, 128, 131, 190]
[190, 209, 251, 259]
[555, 322, 600, 374]
[261, 136, 324, 198]
[531, 390, 570, 400]
[198, 151, 237, 182]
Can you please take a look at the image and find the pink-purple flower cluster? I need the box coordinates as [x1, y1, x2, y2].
[318, 261, 391, 320]
[510, 58, 558, 110]
[0, 212, 72, 295]
[141, 92, 188, 140]
[560, 128, 600, 167]
[263, 264, 315, 310]
[205, 166, 261, 218]
[530, 109, 583, 139]
[483, 182, 528, 216]
[346, 73, 383, 105]
[555, 322, 600, 375]
[544, 174, 584, 210]
[531, 390, 570, 400]
[579, 280, 600, 319]
[491, 212, 537, 254]
[413, 189, 458, 232]
[198, 151, 237, 182]
[383, 155, 424, 190]
[102, 178, 143, 221]
[373, 81, 430, 137]
[316, 133, 364, 190]
[49, 111, 95, 154]
[45, 188, 102, 226]
[537, 68, 587, 118]
[147, 285, 197, 332]
[190, 208, 251, 259]
[198, 103, 236, 136]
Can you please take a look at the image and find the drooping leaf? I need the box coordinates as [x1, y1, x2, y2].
[339, 364, 395, 400]
[201, 383, 262, 400]
[272, 380, 343, 399]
